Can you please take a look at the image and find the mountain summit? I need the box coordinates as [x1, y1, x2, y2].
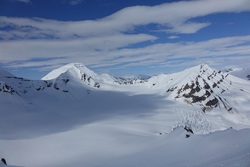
[1, 63, 250, 138]
[145, 64, 250, 112]
[42, 63, 99, 80]
[42, 63, 104, 88]
[1, 63, 250, 114]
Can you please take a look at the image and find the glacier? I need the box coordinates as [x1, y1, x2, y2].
[0, 63, 250, 167]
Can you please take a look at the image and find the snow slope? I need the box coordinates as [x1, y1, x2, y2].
[225, 67, 250, 80]
[0, 63, 250, 167]
[0, 63, 249, 136]
[1, 124, 250, 167]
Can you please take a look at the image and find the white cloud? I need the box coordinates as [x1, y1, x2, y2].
[1, 35, 250, 72]
[0, 33, 156, 64]
[166, 22, 211, 34]
[1, 0, 250, 40]
[167, 36, 179, 39]
[1, 0, 250, 74]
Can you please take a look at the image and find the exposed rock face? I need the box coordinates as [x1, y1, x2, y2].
[145, 64, 250, 113]
[0, 82, 16, 94]
[1, 158, 7, 165]
[0, 71, 69, 97]
[113, 75, 150, 85]
[1, 63, 250, 114]
[173, 65, 236, 112]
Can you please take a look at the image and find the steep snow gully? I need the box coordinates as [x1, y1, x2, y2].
[0, 63, 250, 167]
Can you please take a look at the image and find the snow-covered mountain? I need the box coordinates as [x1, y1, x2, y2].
[0, 68, 69, 97]
[142, 64, 250, 113]
[1, 63, 250, 113]
[42, 63, 149, 86]
[1, 63, 250, 167]
[0, 63, 117, 101]
[42, 63, 106, 89]
[114, 75, 150, 85]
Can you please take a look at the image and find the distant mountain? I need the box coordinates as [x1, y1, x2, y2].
[114, 75, 150, 85]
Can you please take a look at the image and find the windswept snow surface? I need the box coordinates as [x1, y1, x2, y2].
[1, 63, 250, 167]
[1, 125, 250, 167]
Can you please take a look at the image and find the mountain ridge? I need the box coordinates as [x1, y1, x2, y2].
[1, 63, 250, 114]
[144, 64, 250, 112]
[1, 63, 250, 140]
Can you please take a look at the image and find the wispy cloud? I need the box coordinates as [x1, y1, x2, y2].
[168, 36, 179, 39]
[0, 33, 156, 64]
[1, 0, 250, 41]
[96, 35, 250, 67]
[63, 0, 86, 6]
[1, 0, 250, 74]
[1, 35, 250, 72]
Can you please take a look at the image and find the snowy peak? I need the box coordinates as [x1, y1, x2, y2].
[180, 64, 215, 79]
[44, 63, 151, 86]
[42, 63, 106, 89]
[174, 66, 232, 111]
[42, 63, 98, 80]
[1, 63, 250, 114]
[147, 64, 250, 112]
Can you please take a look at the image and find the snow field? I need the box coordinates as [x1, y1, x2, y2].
[1, 63, 250, 167]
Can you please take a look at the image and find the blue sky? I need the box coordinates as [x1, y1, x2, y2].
[0, 0, 250, 79]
